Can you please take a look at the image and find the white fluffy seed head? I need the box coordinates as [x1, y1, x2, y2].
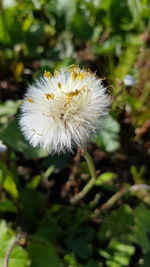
[19, 65, 110, 154]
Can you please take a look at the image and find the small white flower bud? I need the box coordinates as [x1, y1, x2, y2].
[124, 75, 135, 86]
[0, 140, 7, 153]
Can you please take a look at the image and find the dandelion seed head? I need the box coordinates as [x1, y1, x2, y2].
[19, 65, 110, 153]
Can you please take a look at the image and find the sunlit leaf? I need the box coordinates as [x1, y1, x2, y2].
[0, 162, 19, 199]
[100, 240, 135, 267]
[64, 254, 83, 267]
[0, 221, 30, 267]
[0, 199, 17, 213]
[95, 172, 117, 186]
[56, 0, 76, 23]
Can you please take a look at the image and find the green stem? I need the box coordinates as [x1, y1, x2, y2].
[71, 149, 97, 204]
[83, 149, 97, 180]
[100, 187, 127, 211]
[4, 234, 21, 267]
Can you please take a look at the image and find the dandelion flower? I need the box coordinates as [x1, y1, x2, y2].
[19, 65, 110, 153]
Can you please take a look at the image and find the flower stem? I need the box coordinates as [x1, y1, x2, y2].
[4, 234, 20, 267]
[71, 148, 97, 204]
[83, 149, 97, 180]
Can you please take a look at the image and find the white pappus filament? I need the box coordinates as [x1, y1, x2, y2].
[19, 65, 110, 154]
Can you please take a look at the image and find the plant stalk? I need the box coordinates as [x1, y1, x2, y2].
[3, 234, 20, 267]
[71, 149, 97, 203]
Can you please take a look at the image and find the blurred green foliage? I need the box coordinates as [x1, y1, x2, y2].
[0, 0, 150, 266]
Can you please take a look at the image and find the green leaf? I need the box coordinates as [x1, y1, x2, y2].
[95, 172, 116, 186]
[0, 100, 19, 126]
[86, 260, 103, 267]
[0, 220, 9, 240]
[106, 260, 120, 267]
[27, 164, 55, 189]
[0, 119, 48, 159]
[2, 173, 19, 199]
[0, 100, 19, 117]
[43, 154, 69, 170]
[63, 254, 83, 267]
[0, 9, 23, 46]
[19, 189, 47, 230]
[0, 10, 12, 44]
[100, 0, 112, 11]
[27, 242, 63, 267]
[0, 220, 30, 267]
[0, 199, 17, 213]
[35, 214, 58, 243]
[99, 205, 134, 242]
[25, 21, 45, 53]
[133, 204, 150, 252]
[108, 240, 135, 266]
[0, 162, 19, 199]
[0, 244, 30, 267]
[100, 240, 135, 267]
[109, 240, 135, 256]
[55, 0, 76, 23]
[65, 225, 95, 260]
[91, 115, 120, 152]
[125, 0, 142, 29]
[70, 13, 93, 40]
[143, 253, 150, 267]
[27, 175, 42, 190]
